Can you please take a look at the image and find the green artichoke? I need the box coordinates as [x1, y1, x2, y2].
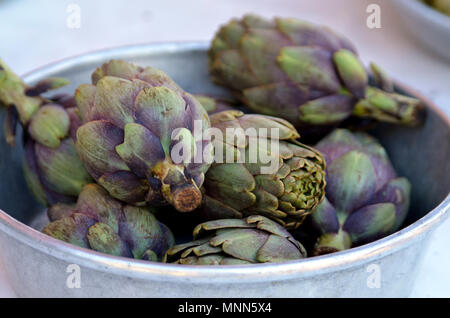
[75, 60, 212, 212]
[208, 15, 425, 136]
[163, 215, 307, 265]
[422, 0, 450, 16]
[197, 110, 326, 229]
[43, 184, 174, 261]
[0, 59, 93, 205]
[310, 129, 411, 254]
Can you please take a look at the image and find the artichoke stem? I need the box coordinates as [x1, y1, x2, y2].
[154, 161, 203, 212]
[353, 86, 425, 126]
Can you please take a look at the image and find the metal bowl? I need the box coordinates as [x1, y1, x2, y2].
[0, 42, 448, 297]
[393, 0, 450, 60]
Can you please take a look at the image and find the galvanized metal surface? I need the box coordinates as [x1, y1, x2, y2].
[0, 42, 448, 297]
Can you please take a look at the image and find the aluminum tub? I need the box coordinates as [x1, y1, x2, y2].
[0, 42, 448, 297]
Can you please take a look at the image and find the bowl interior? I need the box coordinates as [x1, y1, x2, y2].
[0, 43, 449, 234]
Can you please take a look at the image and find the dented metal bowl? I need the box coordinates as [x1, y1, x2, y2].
[0, 42, 448, 297]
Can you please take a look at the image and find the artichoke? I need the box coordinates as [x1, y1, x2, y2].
[310, 129, 411, 254]
[163, 215, 307, 265]
[197, 110, 326, 229]
[208, 15, 425, 137]
[43, 184, 174, 261]
[75, 60, 212, 212]
[0, 59, 93, 205]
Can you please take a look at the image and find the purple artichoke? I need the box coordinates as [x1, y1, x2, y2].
[310, 129, 411, 254]
[164, 215, 307, 265]
[209, 15, 425, 137]
[0, 59, 93, 205]
[43, 184, 174, 261]
[75, 60, 212, 212]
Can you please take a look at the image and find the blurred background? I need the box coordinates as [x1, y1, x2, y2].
[0, 0, 449, 297]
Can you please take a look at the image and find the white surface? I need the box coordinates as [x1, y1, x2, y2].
[0, 0, 449, 297]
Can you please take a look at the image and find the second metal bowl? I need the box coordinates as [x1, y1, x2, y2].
[0, 42, 448, 297]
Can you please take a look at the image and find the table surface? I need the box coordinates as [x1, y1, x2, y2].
[0, 0, 449, 297]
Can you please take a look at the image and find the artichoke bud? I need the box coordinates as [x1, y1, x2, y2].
[75, 60, 211, 212]
[311, 129, 411, 254]
[43, 184, 174, 261]
[209, 15, 425, 132]
[197, 111, 326, 229]
[0, 59, 91, 206]
[164, 216, 307, 265]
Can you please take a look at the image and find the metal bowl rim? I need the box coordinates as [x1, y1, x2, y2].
[397, 0, 450, 29]
[0, 42, 449, 283]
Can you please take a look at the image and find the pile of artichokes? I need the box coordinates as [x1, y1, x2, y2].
[0, 14, 420, 265]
